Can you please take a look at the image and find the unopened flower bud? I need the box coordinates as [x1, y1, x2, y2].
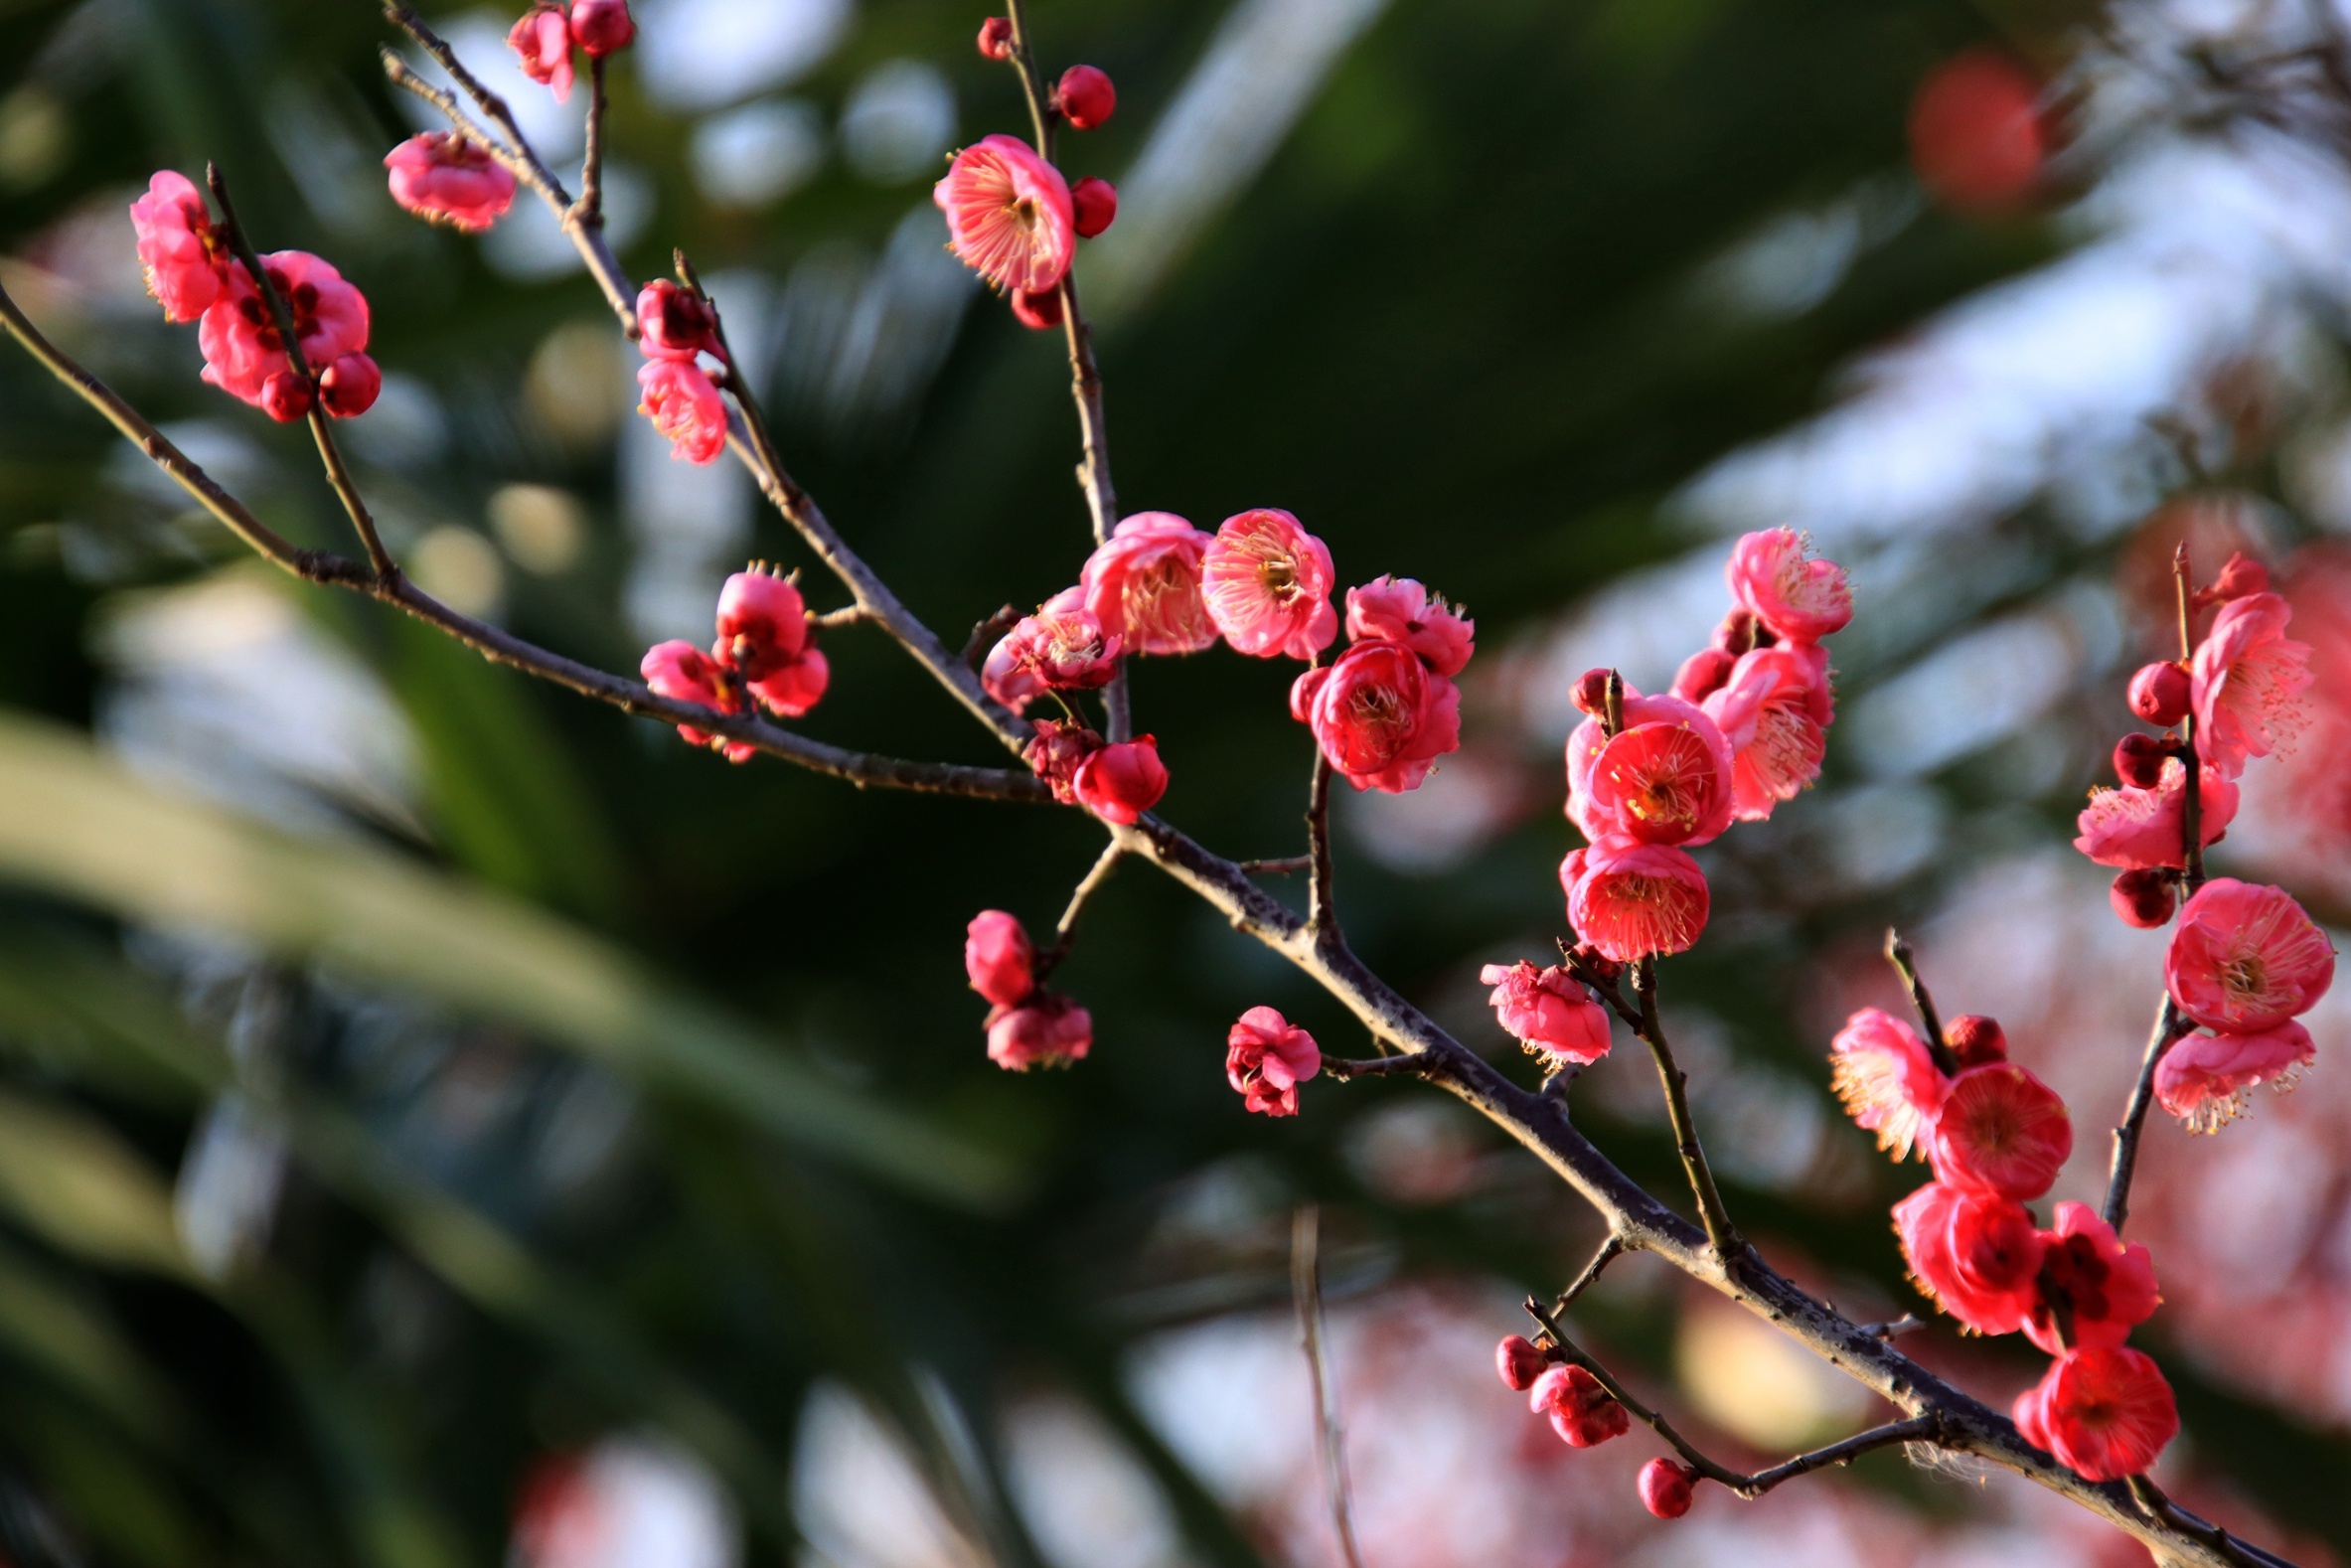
[568, 0, 634, 56]
[976, 16, 1015, 61]
[1670, 646, 1734, 703]
[965, 910, 1035, 1007]
[2113, 731, 2168, 790]
[2111, 867, 2176, 928]
[320, 353, 381, 418]
[1054, 64, 1116, 129]
[637, 278, 722, 362]
[1072, 734, 1167, 824]
[2126, 661, 2189, 727]
[260, 370, 314, 423]
[1571, 668, 1613, 719]
[1494, 1334, 1548, 1392]
[1944, 1014, 2006, 1069]
[1011, 286, 1062, 330]
[1638, 1459, 1696, 1519]
[1071, 175, 1117, 237]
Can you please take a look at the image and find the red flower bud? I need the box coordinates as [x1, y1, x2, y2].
[1944, 1014, 2007, 1069]
[2112, 731, 2168, 790]
[1055, 64, 1116, 129]
[1710, 608, 1759, 656]
[1010, 286, 1063, 330]
[1071, 175, 1117, 238]
[2126, 660, 2189, 727]
[568, 0, 634, 57]
[319, 353, 381, 418]
[1638, 1459, 1696, 1518]
[1071, 734, 1167, 825]
[637, 278, 722, 363]
[1494, 1334, 1548, 1392]
[1571, 668, 1613, 719]
[260, 370, 314, 423]
[1670, 646, 1734, 703]
[2111, 868, 2176, 929]
[976, 16, 1015, 61]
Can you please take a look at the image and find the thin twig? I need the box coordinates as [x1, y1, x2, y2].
[1033, 842, 1124, 980]
[1306, 751, 1335, 933]
[1239, 855, 1313, 875]
[808, 605, 869, 630]
[1857, 1314, 1925, 1341]
[1322, 1052, 1438, 1080]
[1549, 1234, 1624, 1315]
[1632, 959, 1743, 1261]
[1293, 1207, 1368, 1568]
[1883, 930, 1958, 1075]
[573, 55, 608, 229]
[1558, 940, 1644, 1029]
[1523, 1297, 1938, 1496]
[2105, 997, 2190, 1231]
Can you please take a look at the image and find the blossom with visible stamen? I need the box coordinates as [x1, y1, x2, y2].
[1344, 576, 1475, 677]
[1929, 1062, 2072, 1200]
[1079, 513, 1217, 655]
[1564, 839, 1710, 963]
[1585, 719, 1735, 846]
[1564, 688, 1728, 846]
[1480, 961, 1610, 1066]
[2163, 877, 2334, 1033]
[2154, 1021, 2315, 1133]
[1702, 646, 1830, 821]
[2023, 1202, 2159, 1356]
[2014, 1347, 2177, 1483]
[1290, 640, 1460, 794]
[129, 171, 229, 322]
[984, 592, 1121, 706]
[1828, 1008, 1946, 1162]
[2192, 591, 2313, 778]
[1726, 527, 1852, 642]
[933, 134, 1075, 295]
[1201, 508, 1337, 660]
[2073, 758, 2238, 869]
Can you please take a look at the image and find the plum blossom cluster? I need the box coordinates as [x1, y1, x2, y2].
[639, 567, 830, 760]
[128, 172, 381, 423]
[962, 911, 1092, 1071]
[508, 0, 635, 102]
[938, 26, 1119, 330]
[1561, 528, 1846, 965]
[1833, 1006, 2177, 1481]
[2077, 551, 2332, 1131]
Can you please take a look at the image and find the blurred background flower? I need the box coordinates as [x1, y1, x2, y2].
[0, 0, 2347, 1564]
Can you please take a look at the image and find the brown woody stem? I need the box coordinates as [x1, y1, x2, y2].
[1884, 930, 1959, 1075]
[1633, 958, 1743, 1260]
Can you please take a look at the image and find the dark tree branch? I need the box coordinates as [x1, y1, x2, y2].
[574, 55, 608, 229]
[1550, 1233, 1625, 1315]
[1306, 751, 1335, 933]
[2104, 996, 2192, 1232]
[1633, 959, 1743, 1261]
[1292, 1206, 1368, 1568]
[1238, 855, 1313, 875]
[1033, 841, 1123, 981]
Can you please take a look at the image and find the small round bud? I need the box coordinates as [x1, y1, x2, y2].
[976, 16, 1014, 60]
[1571, 668, 1613, 718]
[2112, 731, 2168, 790]
[1638, 1459, 1697, 1519]
[319, 353, 382, 419]
[1709, 608, 1759, 657]
[1495, 1334, 1548, 1391]
[1071, 176, 1117, 238]
[2111, 868, 2177, 929]
[1944, 1015, 2006, 1069]
[1010, 286, 1063, 330]
[260, 370, 314, 423]
[2126, 661, 2190, 727]
[568, 0, 634, 57]
[1671, 646, 1733, 703]
[1055, 64, 1116, 129]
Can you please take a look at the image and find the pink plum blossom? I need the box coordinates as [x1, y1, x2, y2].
[2163, 878, 2333, 1033]
[636, 360, 727, 465]
[1564, 688, 1731, 848]
[1894, 1179, 2041, 1336]
[385, 132, 517, 233]
[2073, 758, 2239, 869]
[1290, 640, 1461, 794]
[1344, 576, 1475, 678]
[987, 993, 1092, 1070]
[637, 279, 721, 363]
[1225, 1006, 1320, 1116]
[1200, 508, 1337, 660]
[2014, 1347, 2176, 1483]
[2154, 1021, 2316, 1133]
[1562, 839, 1710, 963]
[1828, 1007, 1947, 1162]
[2023, 1202, 2159, 1356]
[1070, 735, 1167, 824]
[641, 640, 748, 761]
[1725, 527, 1852, 643]
[1078, 513, 1217, 656]
[1702, 645, 1831, 821]
[1929, 1062, 2072, 1201]
[714, 570, 828, 717]
[964, 911, 1035, 1007]
[509, 4, 575, 100]
[198, 252, 370, 408]
[1479, 961, 1610, 1066]
[984, 594, 1120, 707]
[933, 134, 1075, 295]
[128, 171, 227, 323]
[2192, 591, 2313, 778]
